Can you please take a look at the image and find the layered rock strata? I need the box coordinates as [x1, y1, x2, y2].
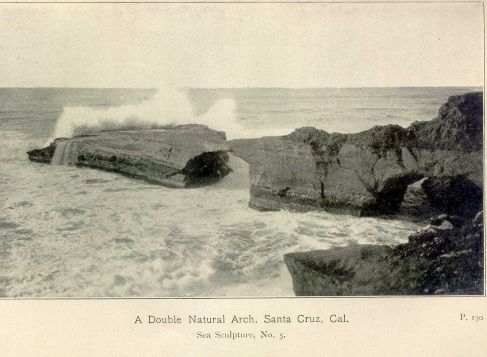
[28, 124, 232, 188]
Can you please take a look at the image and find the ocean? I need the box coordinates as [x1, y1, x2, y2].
[0, 86, 480, 297]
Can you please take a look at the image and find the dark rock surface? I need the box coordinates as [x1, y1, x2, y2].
[26, 142, 56, 164]
[231, 92, 483, 216]
[421, 176, 483, 218]
[280, 92, 484, 296]
[180, 151, 232, 187]
[27, 124, 232, 188]
[400, 175, 483, 219]
[284, 211, 484, 295]
[284, 245, 392, 296]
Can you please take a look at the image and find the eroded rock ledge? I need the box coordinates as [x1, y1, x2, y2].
[278, 92, 483, 296]
[231, 92, 483, 216]
[284, 211, 484, 295]
[28, 124, 232, 188]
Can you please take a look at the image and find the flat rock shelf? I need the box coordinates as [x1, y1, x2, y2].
[28, 124, 232, 188]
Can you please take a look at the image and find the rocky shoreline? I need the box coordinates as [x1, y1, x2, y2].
[28, 92, 484, 295]
[230, 92, 482, 216]
[280, 92, 484, 295]
[284, 211, 483, 295]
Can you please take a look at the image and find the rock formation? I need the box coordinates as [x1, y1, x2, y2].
[281, 92, 483, 295]
[26, 91, 484, 296]
[231, 92, 483, 216]
[27, 142, 56, 164]
[28, 124, 232, 188]
[284, 211, 484, 295]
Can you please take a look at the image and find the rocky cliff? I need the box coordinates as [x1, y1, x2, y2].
[28, 124, 232, 188]
[280, 92, 483, 295]
[284, 211, 484, 295]
[231, 92, 483, 216]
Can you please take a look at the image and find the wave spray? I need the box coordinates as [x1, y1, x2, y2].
[49, 88, 243, 142]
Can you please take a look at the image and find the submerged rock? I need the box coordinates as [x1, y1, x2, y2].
[231, 92, 483, 216]
[284, 211, 484, 296]
[27, 124, 232, 188]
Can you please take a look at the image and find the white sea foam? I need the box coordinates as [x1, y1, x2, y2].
[3, 87, 461, 297]
[49, 88, 249, 142]
[51, 141, 80, 166]
[1, 133, 422, 296]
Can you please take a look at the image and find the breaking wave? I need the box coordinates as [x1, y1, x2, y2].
[50, 88, 244, 142]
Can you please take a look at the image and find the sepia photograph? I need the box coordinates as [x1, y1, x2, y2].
[0, 2, 484, 299]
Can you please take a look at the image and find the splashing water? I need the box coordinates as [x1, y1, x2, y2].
[49, 88, 246, 143]
[51, 141, 80, 166]
[3, 87, 470, 296]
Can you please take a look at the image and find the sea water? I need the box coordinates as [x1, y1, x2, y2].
[0, 87, 480, 297]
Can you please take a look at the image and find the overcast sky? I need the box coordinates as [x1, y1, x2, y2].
[0, 3, 483, 88]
